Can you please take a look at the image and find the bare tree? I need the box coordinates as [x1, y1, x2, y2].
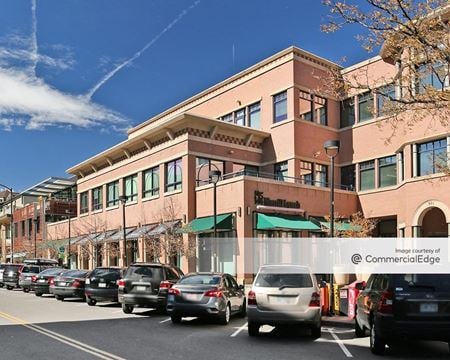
[75, 217, 109, 268]
[322, 0, 450, 137]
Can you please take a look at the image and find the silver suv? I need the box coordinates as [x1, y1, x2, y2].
[247, 265, 321, 338]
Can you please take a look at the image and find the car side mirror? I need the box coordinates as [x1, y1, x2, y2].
[355, 281, 366, 291]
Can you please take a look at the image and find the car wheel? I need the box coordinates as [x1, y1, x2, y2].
[248, 322, 260, 336]
[370, 322, 386, 355]
[355, 316, 366, 337]
[86, 297, 97, 306]
[311, 323, 322, 339]
[6, 286, 13, 290]
[0, 283, 3, 288]
[238, 299, 246, 318]
[171, 315, 182, 324]
[55, 295, 64, 301]
[122, 304, 134, 314]
[23, 288, 30, 293]
[35, 292, 42, 297]
[219, 304, 231, 325]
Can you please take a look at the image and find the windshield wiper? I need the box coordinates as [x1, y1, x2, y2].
[278, 285, 296, 290]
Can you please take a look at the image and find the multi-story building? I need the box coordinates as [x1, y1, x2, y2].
[45, 44, 449, 280]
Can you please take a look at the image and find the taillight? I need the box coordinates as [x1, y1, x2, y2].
[72, 280, 81, 288]
[49, 278, 54, 285]
[117, 279, 125, 288]
[378, 291, 394, 314]
[309, 291, 321, 307]
[168, 288, 180, 296]
[159, 281, 172, 290]
[248, 290, 257, 306]
[31, 276, 37, 283]
[204, 288, 223, 298]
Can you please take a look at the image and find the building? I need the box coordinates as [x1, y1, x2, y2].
[45, 44, 449, 280]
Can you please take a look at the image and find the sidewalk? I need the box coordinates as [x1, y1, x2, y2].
[322, 315, 353, 328]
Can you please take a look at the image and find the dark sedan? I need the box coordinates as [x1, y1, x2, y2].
[85, 267, 123, 306]
[52, 270, 90, 301]
[33, 268, 66, 296]
[167, 273, 246, 325]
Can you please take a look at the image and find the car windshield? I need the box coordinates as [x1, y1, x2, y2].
[178, 275, 221, 285]
[125, 266, 163, 281]
[392, 274, 450, 292]
[39, 268, 63, 276]
[254, 273, 313, 288]
[4, 265, 22, 272]
[21, 266, 40, 274]
[90, 268, 121, 280]
[62, 270, 88, 278]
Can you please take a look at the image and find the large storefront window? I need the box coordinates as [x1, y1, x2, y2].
[417, 138, 447, 176]
[107, 181, 119, 207]
[379, 155, 397, 187]
[124, 174, 138, 202]
[166, 158, 183, 192]
[143, 166, 159, 198]
[360, 160, 375, 190]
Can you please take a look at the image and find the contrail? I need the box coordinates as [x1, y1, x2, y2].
[87, 0, 201, 99]
[31, 0, 38, 74]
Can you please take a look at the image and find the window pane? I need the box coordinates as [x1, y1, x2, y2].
[235, 109, 245, 126]
[360, 160, 375, 190]
[299, 91, 312, 121]
[315, 95, 327, 125]
[376, 84, 395, 117]
[300, 161, 313, 185]
[314, 164, 328, 187]
[341, 165, 355, 190]
[379, 156, 397, 187]
[274, 91, 287, 123]
[417, 138, 447, 176]
[340, 98, 355, 127]
[222, 113, 233, 123]
[358, 92, 374, 122]
[274, 161, 288, 181]
[249, 103, 260, 129]
[166, 159, 182, 191]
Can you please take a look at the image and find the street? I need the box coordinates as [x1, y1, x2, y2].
[0, 288, 448, 359]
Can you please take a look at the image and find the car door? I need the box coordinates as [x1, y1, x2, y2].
[228, 275, 244, 312]
[357, 274, 376, 329]
[224, 275, 240, 312]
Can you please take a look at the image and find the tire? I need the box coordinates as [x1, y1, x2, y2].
[23, 288, 30, 293]
[355, 316, 366, 337]
[448, 342, 450, 354]
[248, 322, 260, 336]
[122, 304, 134, 314]
[238, 299, 246, 318]
[6, 286, 13, 291]
[86, 297, 97, 306]
[219, 304, 231, 325]
[35, 292, 42, 297]
[171, 315, 182, 324]
[0, 283, 4, 288]
[311, 323, 322, 339]
[55, 295, 64, 301]
[370, 322, 386, 355]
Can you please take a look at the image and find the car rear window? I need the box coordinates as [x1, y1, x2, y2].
[178, 275, 221, 285]
[4, 265, 22, 272]
[40, 268, 63, 276]
[90, 268, 121, 280]
[125, 266, 163, 281]
[63, 270, 88, 278]
[254, 273, 313, 288]
[392, 274, 450, 292]
[21, 266, 40, 274]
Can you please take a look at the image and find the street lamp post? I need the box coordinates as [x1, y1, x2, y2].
[119, 195, 128, 267]
[65, 209, 72, 269]
[209, 170, 222, 241]
[0, 184, 14, 263]
[324, 139, 340, 316]
[33, 218, 38, 258]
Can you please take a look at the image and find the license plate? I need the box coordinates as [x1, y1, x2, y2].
[98, 283, 106, 288]
[135, 286, 147, 292]
[59, 282, 66, 287]
[184, 293, 202, 302]
[420, 303, 438, 313]
[269, 296, 296, 305]
[38, 279, 46, 283]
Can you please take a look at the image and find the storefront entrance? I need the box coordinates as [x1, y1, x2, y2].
[421, 207, 448, 237]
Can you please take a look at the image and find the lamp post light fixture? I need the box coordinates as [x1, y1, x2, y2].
[119, 195, 128, 267]
[323, 139, 340, 316]
[65, 209, 72, 269]
[209, 170, 222, 241]
[0, 184, 14, 263]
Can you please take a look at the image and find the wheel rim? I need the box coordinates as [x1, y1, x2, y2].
[226, 305, 230, 323]
[370, 325, 375, 348]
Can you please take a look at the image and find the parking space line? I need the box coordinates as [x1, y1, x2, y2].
[327, 329, 353, 358]
[230, 322, 248, 337]
[159, 318, 171, 323]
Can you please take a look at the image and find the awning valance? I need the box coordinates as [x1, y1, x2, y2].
[255, 213, 320, 231]
[186, 213, 234, 233]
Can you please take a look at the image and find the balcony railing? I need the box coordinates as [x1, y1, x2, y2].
[197, 170, 355, 191]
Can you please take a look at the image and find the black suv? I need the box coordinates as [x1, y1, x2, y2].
[118, 263, 183, 314]
[355, 274, 450, 355]
[85, 267, 123, 306]
[3, 264, 24, 290]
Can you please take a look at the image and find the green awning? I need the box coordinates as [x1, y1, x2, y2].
[186, 213, 234, 233]
[255, 213, 320, 231]
[320, 221, 360, 232]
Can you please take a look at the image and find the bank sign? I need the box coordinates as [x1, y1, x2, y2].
[254, 191, 300, 209]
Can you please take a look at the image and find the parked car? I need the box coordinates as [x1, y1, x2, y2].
[246, 265, 322, 338]
[3, 264, 24, 290]
[52, 269, 90, 301]
[23, 258, 59, 266]
[355, 273, 450, 356]
[85, 267, 123, 306]
[19, 264, 51, 292]
[118, 263, 183, 314]
[33, 267, 66, 296]
[167, 272, 246, 325]
[0, 263, 6, 288]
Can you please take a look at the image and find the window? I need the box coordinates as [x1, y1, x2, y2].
[341, 165, 356, 190]
[300, 161, 313, 185]
[417, 138, 447, 176]
[298, 91, 328, 125]
[358, 91, 374, 122]
[340, 98, 355, 127]
[235, 108, 245, 126]
[314, 164, 328, 187]
[80, 191, 88, 214]
[222, 113, 233, 123]
[92, 187, 103, 211]
[417, 63, 449, 92]
[124, 174, 138, 202]
[360, 160, 375, 190]
[106, 181, 119, 207]
[376, 84, 395, 117]
[299, 91, 313, 121]
[166, 158, 183, 192]
[248, 102, 261, 129]
[273, 91, 288, 123]
[143, 166, 159, 198]
[196, 157, 224, 185]
[274, 161, 288, 181]
[379, 156, 397, 187]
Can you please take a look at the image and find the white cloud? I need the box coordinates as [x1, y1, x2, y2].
[0, 68, 127, 130]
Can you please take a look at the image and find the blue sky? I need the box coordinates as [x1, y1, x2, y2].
[0, 0, 370, 192]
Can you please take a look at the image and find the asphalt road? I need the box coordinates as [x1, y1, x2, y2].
[0, 287, 449, 360]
